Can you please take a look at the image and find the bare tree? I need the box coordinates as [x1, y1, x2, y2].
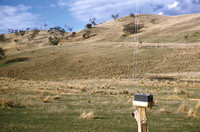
[14, 30, 19, 37]
[60, 29, 66, 38]
[111, 13, 119, 22]
[8, 29, 14, 37]
[67, 26, 73, 32]
[65, 26, 75, 37]
[89, 18, 96, 26]
[44, 23, 48, 30]
[130, 12, 135, 18]
[19, 30, 26, 38]
[26, 28, 30, 31]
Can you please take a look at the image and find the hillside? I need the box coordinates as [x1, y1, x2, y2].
[1, 13, 200, 52]
[0, 13, 200, 81]
[1, 13, 200, 132]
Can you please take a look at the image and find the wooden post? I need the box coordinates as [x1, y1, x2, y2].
[134, 107, 148, 132]
[132, 93, 153, 132]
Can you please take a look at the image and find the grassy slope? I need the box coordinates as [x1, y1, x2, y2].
[1, 14, 200, 80]
[0, 42, 200, 81]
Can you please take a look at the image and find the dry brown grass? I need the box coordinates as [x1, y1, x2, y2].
[159, 108, 171, 114]
[174, 87, 179, 95]
[186, 92, 190, 97]
[127, 98, 132, 104]
[41, 92, 44, 98]
[178, 104, 187, 113]
[188, 108, 198, 118]
[0, 88, 6, 94]
[43, 96, 51, 103]
[87, 99, 91, 103]
[80, 87, 87, 92]
[196, 101, 200, 110]
[80, 111, 94, 119]
[52, 95, 61, 101]
[1, 99, 14, 109]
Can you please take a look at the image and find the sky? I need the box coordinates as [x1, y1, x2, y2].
[0, 0, 200, 33]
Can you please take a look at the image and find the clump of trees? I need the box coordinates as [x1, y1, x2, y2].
[48, 26, 66, 38]
[85, 18, 97, 29]
[28, 28, 40, 41]
[123, 23, 144, 34]
[19, 30, 26, 38]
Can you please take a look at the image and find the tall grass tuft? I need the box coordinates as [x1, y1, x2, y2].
[43, 96, 50, 103]
[196, 101, 200, 110]
[80, 111, 94, 119]
[178, 104, 187, 113]
[52, 95, 61, 101]
[1, 99, 14, 109]
[188, 108, 198, 118]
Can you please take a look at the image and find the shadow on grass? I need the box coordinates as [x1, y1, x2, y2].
[94, 116, 106, 120]
[0, 57, 29, 68]
[4, 57, 29, 64]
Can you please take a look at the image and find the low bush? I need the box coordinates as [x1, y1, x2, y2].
[0, 47, 5, 60]
[130, 13, 135, 18]
[123, 23, 144, 34]
[49, 37, 60, 45]
[1, 99, 14, 109]
[86, 24, 92, 29]
[82, 30, 91, 39]
[0, 34, 6, 42]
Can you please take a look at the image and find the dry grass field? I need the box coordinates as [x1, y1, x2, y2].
[0, 14, 200, 131]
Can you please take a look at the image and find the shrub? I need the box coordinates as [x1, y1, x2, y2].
[49, 37, 60, 45]
[28, 29, 40, 40]
[1, 99, 14, 109]
[60, 29, 65, 38]
[72, 32, 76, 37]
[123, 23, 144, 34]
[32, 29, 40, 36]
[0, 34, 6, 42]
[14, 39, 19, 43]
[82, 30, 91, 39]
[48, 26, 65, 38]
[14, 30, 19, 36]
[86, 24, 92, 29]
[0, 47, 5, 60]
[130, 12, 135, 18]
[19, 30, 26, 38]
